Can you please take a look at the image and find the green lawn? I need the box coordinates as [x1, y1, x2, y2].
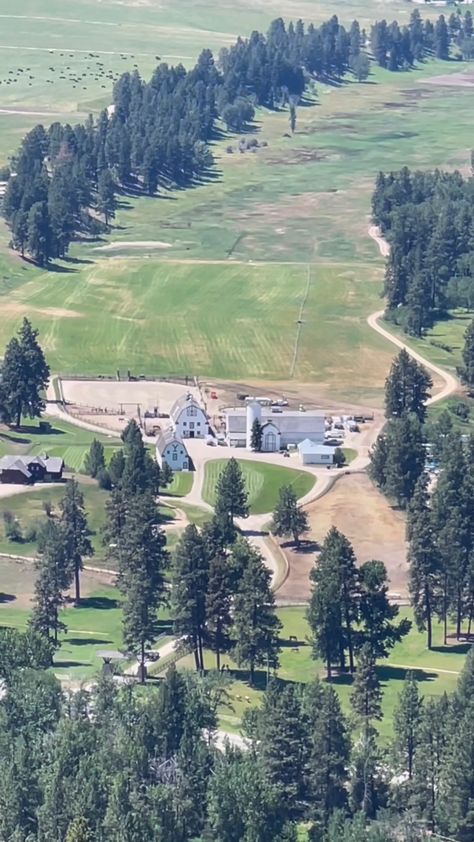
[202, 459, 315, 515]
[174, 605, 465, 739]
[0, 418, 120, 472]
[163, 471, 194, 498]
[0, 480, 110, 561]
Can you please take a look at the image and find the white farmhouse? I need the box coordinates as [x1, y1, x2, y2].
[224, 401, 325, 452]
[156, 429, 190, 471]
[170, 393, 208, 439]
[298, 439, 336, 466]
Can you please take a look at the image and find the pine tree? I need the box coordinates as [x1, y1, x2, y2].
[29, 521, 69, 647]
[250, 418, 263, 452]
[462, 319, 474, 393]
[384, 349, 432, 422]
[121, 418, 159, 495]
[271, 485, 309, 547]
[349, 730, 387, 819]
[258, 681, 308, 816]
[407, 474, 439, 649]
[307, 528, 359, 677]
[357, 559, 411, 658]
[308, 684, 350, 832]
[413, 694, 450, 834]
[0, 319, 50, 427]
[97, 168, 116, 227]
[350, 643, 382, 729]
[26, 200, 53, 266]
[172, 524, 209, 671]
[108, 448, 125, 487]
[205, 553, 233, 669]
[59, 478, 93, 605]
[215, 457, 249, 544]
[371, 414, 425, 508]
[232, 541, 281, 685]
[119, 492, 168, 681]
[84, 439, 105, 478]
[393, 672, 422, 780]
[65, 817, 93, 842]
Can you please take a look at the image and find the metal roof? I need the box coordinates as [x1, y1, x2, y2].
[156, 428, 188, 455]
[297, 439, 336, 455]
[170, 393, 203, 421]
[0, 455, 64, 474]
[224, 408, 325, 436]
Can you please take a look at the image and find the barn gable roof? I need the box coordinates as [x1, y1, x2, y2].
[170, 393, 204, 421]
[156, 428, 188, 456]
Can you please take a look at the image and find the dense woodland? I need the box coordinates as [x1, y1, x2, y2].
[2, 8, 467, 266]
[372, 167, 474, 336]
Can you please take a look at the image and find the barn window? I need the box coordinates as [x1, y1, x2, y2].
[172, 452, 178, 461]
[187, 405, 197, 416]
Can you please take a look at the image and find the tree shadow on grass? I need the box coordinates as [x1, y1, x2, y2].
[77, 596, 119, 610]
[432, 642, 473, 655]
[66, 637, 111, 646]
[282, 538, 319, 555]
[54, 659, 89, 669]
[377, 665, 438, 684]
[0, 592, 15, 604]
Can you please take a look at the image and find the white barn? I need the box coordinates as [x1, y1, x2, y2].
[170, 393, 208, 439]
[224, 401, 325, 452]
[298, 439, 336, 466]
[156, 429, 190, 471]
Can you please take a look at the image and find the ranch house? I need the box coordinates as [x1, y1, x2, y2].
[156, 430, 190, 472]
[0, 454, 64, 485]
[170, 393, 208, 439]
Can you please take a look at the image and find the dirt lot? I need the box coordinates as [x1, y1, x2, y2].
[276, 473, 408, 604]
[422, 70, 474, 88]
[0, 555, 115, 610]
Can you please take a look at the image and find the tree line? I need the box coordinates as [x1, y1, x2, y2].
[2, 15, 365, 266]
[372, 166, 474, 336]
[4, 7, 462, 267]
[3, 620, 474, 839]
[368, 348, 474, 652]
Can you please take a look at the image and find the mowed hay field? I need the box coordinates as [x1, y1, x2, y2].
[0, 261, 393, 400]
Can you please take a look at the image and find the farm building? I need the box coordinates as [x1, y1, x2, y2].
[170, 393, 208, 439]
[298, 439, 336, 466]
[156, 430, 190, 472]
[0, 454, 64, 484]
[224, 401, 325, 451]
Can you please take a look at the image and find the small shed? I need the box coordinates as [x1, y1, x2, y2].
[298, 439, 336, 466]
[156, 429, 190, 471]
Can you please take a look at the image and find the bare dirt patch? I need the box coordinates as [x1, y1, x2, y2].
[276, 474, 408, 604]
[0, 555, 114, 610]
[421, 70, 474, 88]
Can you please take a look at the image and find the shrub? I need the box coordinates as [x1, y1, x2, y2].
[333, 447, 346, 467]
[97, 468, 112, 490]
[42, 500, 53, 518]
[24, 523, 38, 543]
[5, 519, 23, 543]
[449, 399, 470, 421]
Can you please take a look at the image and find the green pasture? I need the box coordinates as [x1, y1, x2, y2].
[175, 605, 465, 740]
[0, 418, 120, 471]
[0, 261, 393, 402]
[202, 459, 315, 515]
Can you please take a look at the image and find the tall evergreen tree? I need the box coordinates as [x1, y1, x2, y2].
[232, 541, 281, 685]
[119, 491, 168, 681]
[369, 414, 425, 508]
[84, 439, 105, 478]
[393, 672, 422, 780]
[462, 318, 474, 393]
[0, 319, 50, 427]
[307, 684, 350, 832]
[350, 643, 382, 730]
[308, 528, 359, 677]
[407, 474, 439, 649]
[250, 418, 263, 452]
[205, 553, 233, 670]
[59, 478, 93, 605]
[172, 524, 209, 672]
[271, 485, 309, 547]
[29, 521, 69, 647]
[214, 457, 249, 544]
[97, 168, 116, 227]
[384, 349, 432, 422]
[357, 559, 411, 658]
